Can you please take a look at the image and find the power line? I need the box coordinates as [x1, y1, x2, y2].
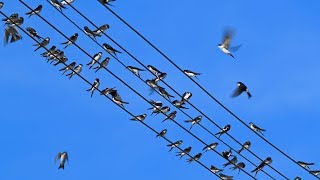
[97, 2, 319, 179]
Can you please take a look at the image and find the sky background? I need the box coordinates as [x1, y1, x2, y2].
[1, 0, 320, 179]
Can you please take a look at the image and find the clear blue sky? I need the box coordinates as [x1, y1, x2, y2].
[1, 0, 320, 179]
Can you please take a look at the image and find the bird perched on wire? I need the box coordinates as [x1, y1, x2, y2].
[109, 90, 129, 107]
[231, 82, 252, 98]
[310, 170, 320, 176]
[25, 5, 42, 18]
[156, 129, 167, 138]
[181, 92, 192, 103]
[154, 106, 170, 116]
[59, 62, 76, 75]
[26, 27, 42, 40]
[146, 79, 159, 90]
[223, 156, 237, 168]
[84, 26, 100, 40]
[99, 0, 116, 7]
[33, 37, 50, 52]
[187, 153, 202, 163]
[172, 100, 188, 109]
[249, 122, 266, 135]
[217, 29, 241, 59]
[2, 13, 18, 25]
[176, 146, 191, 159]
[61, 33, 78, 49]
[297, 161, 315, 170]
[50, 0, 66, 11]
[222, 149, 233, 160]
[237, 141, 251, 154]
[86, 78, 100, 97]
[100, 87, 116, 96]
[147, 100, 162, 115]
[184, 115, 202, 130]
[162, 111, 177, 122]
[167, 140, 183, 152]
[202, 142, 218, 153]
[126, 66, 145, 77]
[219, 173, 233, 180]
[184, 69, 201, 79]
[130, 114, 147, 121]
[87, 52, 102, 69]
[93, 24, 110, 36]
[158, 86, 174, 100]
[230, 162, 246, 175]
[66, 64, 82, 79]
[215, 125, 231, 138]
[251, 157, 272, 177]
[55, 152, 69, 170]
[147, 65, 162, 77]
[103, 43, 121, 57]
[210, 165, 223, 174]
[94, 57, 110, 73]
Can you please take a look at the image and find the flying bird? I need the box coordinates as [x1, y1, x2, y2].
[86, 78, 100, 97]
[25, 5, 42, 18]
[61, 33, 78, 49]
[26, 27, 42, 40]
[223, 156, 237, 168]
[103, 43, 121, 57]
[215, 125, 231, 138]
[202, 142, 218, 153]
[184, 115, 202, 130]
[176, 146, 191, 159]
[184, 69, 201, 79]
[187, 153, 202, 163]
[55, 152, 69, 170]
[210, 165, 223, 173]
[156, 129, 167, 138]
[59, 62, 76, 75]
[4, 25, 22, 44]
[231, 82, 252, 98]
[297, 161, 315, 170]
[33, 37, 50, 51]
[94, 57, 110, 72]
[87, 52, 102, 69]
[237, 141, 251, 154]
[50, 0, 66, 11]
[162, 111, 177, 122]
[130, 114, 147, 121]
[167, 140, 183, 152]
[230, 162, 246, 175]
[251, 157, 272, 177]
[217, 29, 240, 59]
[66, 64, 82, 79]
[126, 66, 145, 77]
[249, 122, 266, 135]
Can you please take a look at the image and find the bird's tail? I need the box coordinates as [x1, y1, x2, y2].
[58, 163, 64, 170]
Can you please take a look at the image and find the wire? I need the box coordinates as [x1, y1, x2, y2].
[98, 2, 320, 179]
[0, 10, 218, 178]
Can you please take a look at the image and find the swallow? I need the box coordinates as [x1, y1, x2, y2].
[251, 157, 272, 177]
[84, 26, 100, 39]
[99, 0, 116, 6]
[93, 24, 110, 35]
[146, 79, 158, 89]
[231, 82, 252, 98]
[237, 141, 251, 154]
[181, 92, 192, 103]
[0, 2, 3, 9]
[249, 122, 266, 135]
[210, 165, 223, 173]
[103, 43, 121, 57]
[215, 125, 231, 138]
[126, 66, 145, 77]
[53, 56, 68, 66]
[156, 129, 167, 138]
[86, 78, 100, 97]
[94, 57, 110, 72]
[219, 173, 233, 180]
[61, 33, 78, 49]
[218, 29, 236, 59]
[147, 65, 161, 77]
[172, 100, 188, 109]
[154, 72, 167, 82]
[55, 152, 68, 170]
[25, 5, 42, 18]
[310, 170, 320, 176]
[2, 13, 18, 24]
[109, 90, 129, 107]
[33, 37, 50, 52]
[61, 0, 75, 6]
[155, 106, 170, 115]
[297, 161, 315, 170]
[50, 0, 66, 11]
[162, 111, 177, 122]
[148, 100, 162, 115]
[59, 62, 76, 75]
[184, 69, 201, 79]
[41, 46, 56, 57]
[11, 17, 24, 26]
[130, 114, 147, 121]
[158, 86, 174, 100]
[184, 115, 202, 130]
[47, 50, 64, 63]
[87, 52, 102, 69]
[222, 149, 233, 160]
[100, 87, 116, 96]
[5, 16, 23, 26]
[4, 26, 22, 44]
[167, 140, 183, 152]
[26, 27, 42, 40]
[202, 142, 218, 153]
[187, 153, 202, 163]
[223, 156, 237, 168]
[176, 146, 192, 159]
[66, 64, 82, 79]
[230, 162, 246, 175]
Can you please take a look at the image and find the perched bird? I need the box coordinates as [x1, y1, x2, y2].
[167, 140, 183, 152]
[25, 5, 42, 18]
[0, 2, 3, 9]
[86, 78, 100, 97]
[310, 170, 320, 176]
[146, 79, 158, 89]
[126, 66, 145, 77]
[156, 129, 167, 138]
[162, 111, 177, 122]
[4, 26, 22, 44]
[237, 141, 251, 154]
[55, 152, 68, 170]
[61, 33, 78, 49]
[103, 43, 121, 57]
[223, 156, 237, 168]
[61, 0, 75, 6]
[5, 16, 23, 26]
[184, 69, 201, 79]
[130, 114, 147, 121]
[172, 100, 188, 109]
[158, 86, 174, 100]
[66, 64, 82, 79]
[53, 56, 68, 66]
[176, 146, 191, 159]
[2, 13, 18, 24]
[109, 90, 129, 107]
[147, 65, 161, 77]
[41, 46, 56, 57]
[93, 24, 110, 35]
[59, 62, 76, 75]
[154, 106, 170, 115]
[230, 162, 246, 175]
[222, 149, 233, 160]
[297, 161, 314, 170]
[218, 29, 237, 59]
[26, 27, 42, 40]
[187, 153, 202, 163]
[219, 173, 233, 180]
[147, 100, 162, 115]
[249, 122, 266, 135]
[99, 0, 116, 6]
[100, 87, 116, 96]
[84, 26, 100, 39]
[251, 157, 272, 177]
[202, 142, 218, 153]
[94, 57, 110, 72]
[87, 52, 102, 69]
[154, 72, 167, 82]
[184, 115, 202, 130]
[33, 37, 50, 52]
[210, 165, 223, 173]
[231, 82, 252, 98]
[215, 125, 231, 138]
[181, 92, 192, 103]
[50, 0, 66, 11]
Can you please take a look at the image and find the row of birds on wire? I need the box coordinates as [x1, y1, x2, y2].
[2, 0, 320, 179]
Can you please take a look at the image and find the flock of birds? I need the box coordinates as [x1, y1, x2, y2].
[1, 0, 320, 179]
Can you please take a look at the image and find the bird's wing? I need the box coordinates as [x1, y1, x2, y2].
[55, 153, 62, 163]
[222, 30, 233, 49]
[229, 44, 242, 52]
[231, 87, 242, 98]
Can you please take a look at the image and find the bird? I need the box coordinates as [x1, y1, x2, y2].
[249, 122, 266, 135]
[5, 16, 23, 26]
[297, 161, 315, 170]
[61, 33, 78, 49]
[99, 0, 116, 6]
[167, 140, 183, 152]
[154, 106, 170, 115]
[66, 64, 82, 79]
[231, 82, 252, 98]
[184, 115, 202, 130]
[147, 100, 162, 115]
[146, 79, 159, 89]
[4, 25, 22, 44]
[237, 141, 251, 154]
[100, 87, 116, 96]
[210, 165, 223, 173]
[50, 0, 66, 11]
[86, 78, 100, 97]
[93, 24, 110, 36]
[223, 156, 237, 168]
[25, 5, 42, 18]
[84, 26, 101, 39]
[59, 62, 76, 75]
[215, 125, 231, 138]
[184, 69, 201, 79]
[202, 142, 218, 153]
[154, 72, 167, 82]
[158, 86, 174, 100]
[41, 46, 56, 58]
[109, 90, 129, 107]
[156, 129, 167, 138]
[310, 170, 320, 176]
[230, 162, 246, 175]
[26, 27, 42, 40]
[126, 66, 145, 77]
[55, 152, 69, 170]
[103, 43, 121, 57]
[162, 111, 177, 122]
[87, 52, 102, 69]
[93, 57, 110, 72]
[172, 100, 188, 109]
[218, 29, 236, 59]
[251, 157, 272, 177]
[219, 173, 233, 180]
[187, 153, 202, 163]
[147, 65, 161, 77]
[33, 37, 50, 52]
[181, 92, 192, 103]
[0, 2, 3, 9]
[222, 149, 233, 160]
[61, 0, 75, 6]
[2, 13, 19, 25]
[53, 56, 68, 66]
[176, 146, 191, 159]
[130, 114, 147, 121]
